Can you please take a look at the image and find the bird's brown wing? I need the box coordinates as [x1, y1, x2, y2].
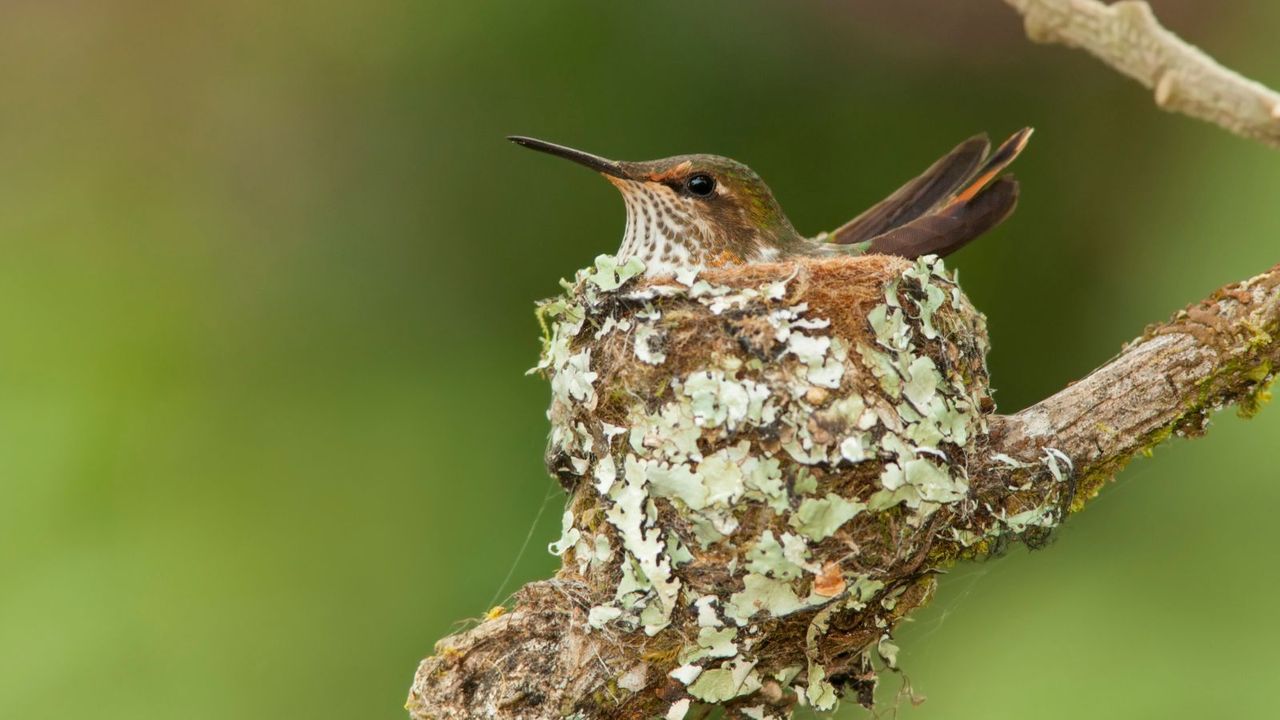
[861, 176, 1019, 258]
[826, 127, 1032, 259]
[829, 134, 990, 246]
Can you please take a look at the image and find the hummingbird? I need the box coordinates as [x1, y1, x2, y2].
[509, 129, 1032, 277]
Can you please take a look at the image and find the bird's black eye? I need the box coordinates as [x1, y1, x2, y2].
[685, 173, 716, 197]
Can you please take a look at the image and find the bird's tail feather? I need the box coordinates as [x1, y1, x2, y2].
[865, 176, 1019, 258]
[828, 127, 1031, 259]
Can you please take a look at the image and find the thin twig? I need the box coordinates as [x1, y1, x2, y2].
[1003, 0, 1280, 148]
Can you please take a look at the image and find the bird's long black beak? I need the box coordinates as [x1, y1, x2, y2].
[508, 136, 632, 180]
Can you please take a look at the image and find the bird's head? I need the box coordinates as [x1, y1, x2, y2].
[511, 136, 803, 276]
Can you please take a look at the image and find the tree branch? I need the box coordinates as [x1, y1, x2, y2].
[407, 258, 1278, 720]
[1003, 0, 1280, 148]
[986, 262, 1279, 507]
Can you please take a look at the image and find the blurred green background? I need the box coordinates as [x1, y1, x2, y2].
[2, 1, 1278, 718]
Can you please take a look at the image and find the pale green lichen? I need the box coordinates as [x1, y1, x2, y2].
[531, 254, 1006, 717]
[694, 595, 723, 627]
[745, 530, 808, 580]
[687, 657, 762, 702]
[725, 574, 807, 625]
[645, 461, 707, 510]
[665, 698, 691, 720]
[587, 605, 623, 629]
[592, 454, 617, 495]
[805, 664, 838, 711]
[903, 356, 941, 411]
[877, 635, 900, 669]
[547, 510, 580, 556]
[793, 469, 818, 495]
[585, 253, 646, 291]
[603, 460, 680, 634]
[991, 452, 1031, 469]
[573, 531, 612, 574]
[999, 505, 1059, 533]
[683, 370, 773, 430]
[849, 576, 886, 609]
[903, 259, 950, 341]
[868, 304, 911, 353]
[1043, 447, 1073, 482]
[790, 493, 865, 541]
[634, 323, 667, 365]
[851, 256, 984, 518]
[592, 314, 632, 340]
[693, 626, 738, 660]
[856, 343, 903, 398]
[698, 446, 750, 506]
[775, 665, 803, 685]
[839, 433, 872, 463]
[552, 350, 597, 406]
[666, 531, 694, 567]
[786, 330, 847, 388]
[669, 663, 702, 685]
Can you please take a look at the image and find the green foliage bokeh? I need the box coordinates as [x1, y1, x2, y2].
[1, 2, 1278, 718]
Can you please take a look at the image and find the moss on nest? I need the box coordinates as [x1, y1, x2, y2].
[533, 254, 1068, 719]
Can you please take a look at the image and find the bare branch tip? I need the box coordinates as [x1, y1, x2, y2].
[1006, 0, 1280, 149]
[1154, 71, 1178, 108]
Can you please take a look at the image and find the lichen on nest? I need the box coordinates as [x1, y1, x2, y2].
[532, 253, 1073, 719]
